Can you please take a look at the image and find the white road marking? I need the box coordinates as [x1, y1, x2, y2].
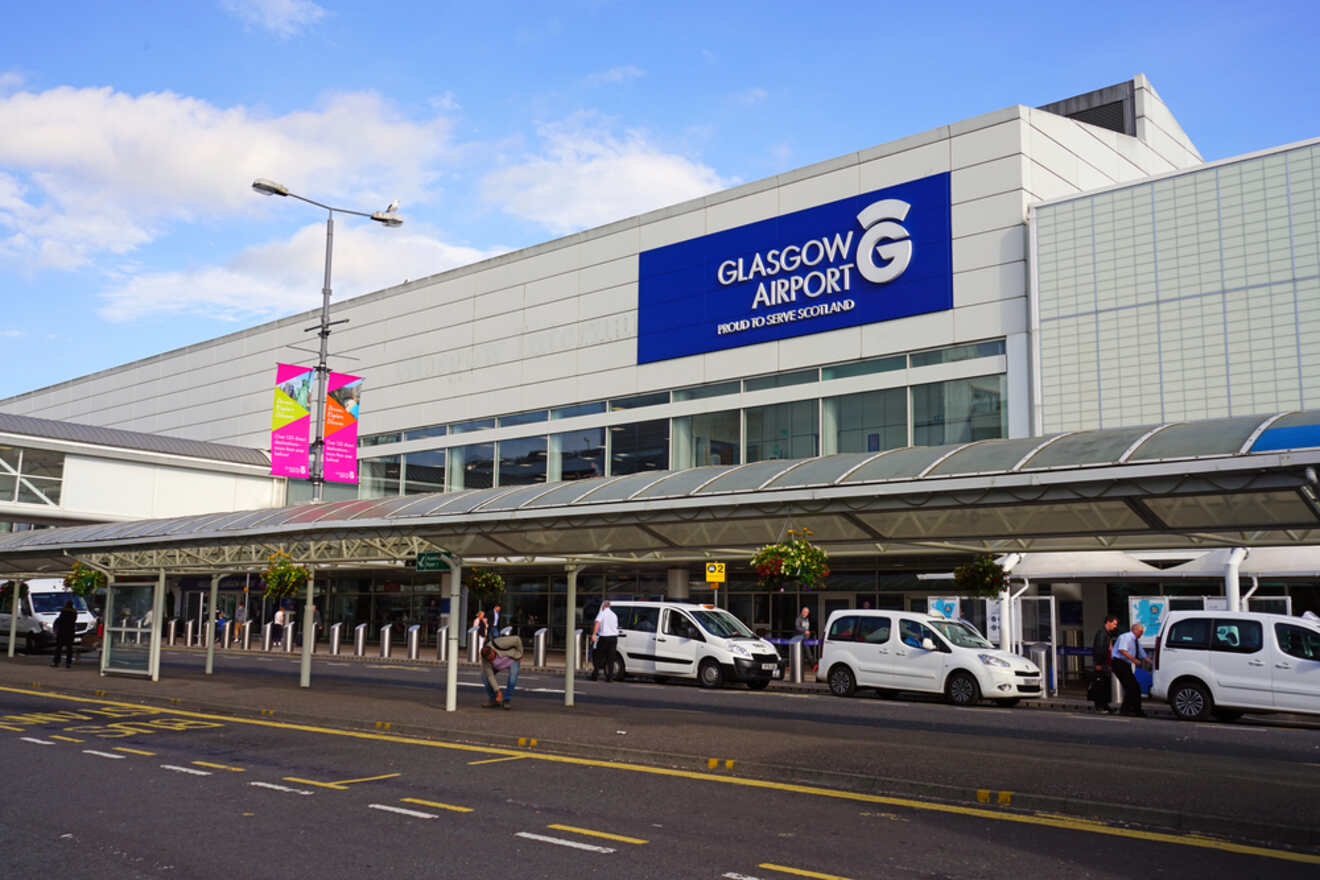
[368, 804, 438, 819]
[21, 737, 55, 745]
[326, 662, 350, 667]
[83, 749, 127, 759]
[250, 781, 314, 795]
[161, 764, 212, 776]
[723, 873, 767, 880]
[515, 832, 615, 853]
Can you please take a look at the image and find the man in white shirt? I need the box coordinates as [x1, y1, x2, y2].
[1111, 623, 1149, 717]
[591, 600, 620, 682]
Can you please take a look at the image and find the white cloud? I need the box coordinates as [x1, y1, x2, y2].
[584, 65, 645, 86]
[98, 222, 503, 323]
[733, 87, 768, 105]
[0, 86, 454, 271]
[479, 114, 732, 235]
[220, 0, 326, 37]
[0, 71, 22, 93]
[0, 329, 21, 337]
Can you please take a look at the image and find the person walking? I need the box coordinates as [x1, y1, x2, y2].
[590, 600, 619, 682]
[1089, 614, 1119, 713]
[491, 604, 502, 637]
[480, 634, 523, 709]
[1111, 622, 1150, 717]
[272, 606, 285, 647]
[52, 600, 77, 668]
[796, 606, 815, 670]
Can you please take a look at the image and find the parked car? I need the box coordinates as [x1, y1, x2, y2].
[0, 578, 100, 654]
[606, 601, 782, 689]
[1152, 609, 1320, 721]
[816, 609, 1044, 707]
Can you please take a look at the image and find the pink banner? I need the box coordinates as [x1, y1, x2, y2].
[323, 372, 363, 484]
[271, 364, 313, 478]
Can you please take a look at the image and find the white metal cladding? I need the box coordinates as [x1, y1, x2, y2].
[0, 411, 1318, 575]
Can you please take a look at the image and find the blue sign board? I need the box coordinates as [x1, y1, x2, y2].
[637, 172, 953, 364]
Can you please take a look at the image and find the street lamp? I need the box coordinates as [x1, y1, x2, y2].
[252, 178, 403, 502]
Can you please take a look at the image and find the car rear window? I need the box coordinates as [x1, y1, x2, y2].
[828, 615, 859, 641]
[1166, 618, 1210, 649]
[1211, 619, 1263, 653]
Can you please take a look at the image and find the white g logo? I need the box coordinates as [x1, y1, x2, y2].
[855, 198, 912, 284]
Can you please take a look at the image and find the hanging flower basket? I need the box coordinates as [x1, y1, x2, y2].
[751, 528, 830, 591]
[63, 562, 106, 600]
[952, 554, 1009, 597]
[464, 568, 505, 604]
[261, 552, 310, 600]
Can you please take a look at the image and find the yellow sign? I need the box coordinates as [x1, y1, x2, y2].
[705, 562, 725, 584]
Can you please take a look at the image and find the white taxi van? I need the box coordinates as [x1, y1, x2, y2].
[816, 609, 1043, 707]
[0, 578, 100, 654]
[605, 601, 781, 689]
[1152, 610, 1320, 721]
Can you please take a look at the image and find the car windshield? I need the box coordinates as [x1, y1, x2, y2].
[30, 593, 89, 614]
[928, 620, 993, 649]
[690, 609, 755, 639]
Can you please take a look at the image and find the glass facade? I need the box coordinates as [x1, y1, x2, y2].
[548, 427, 605, 481]
[498, 436, 547, 486]
[745, 400, 818, 462]
[913, 375, 1007, 445]
[673, 410, 740, 468]
[403, 449, 444, 495]
[0, 445, 65, 505]
[610, 419, 669, 475]
[823, 388, 907, 454]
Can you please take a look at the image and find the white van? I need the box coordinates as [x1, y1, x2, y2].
[1152, 609, 1320, 721]
[0, 579, 100, 654]
[606, 601, 782, 689]
[816, 609, 1044, 707]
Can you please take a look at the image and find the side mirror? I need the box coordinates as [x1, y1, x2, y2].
[921, 637, 937, 652]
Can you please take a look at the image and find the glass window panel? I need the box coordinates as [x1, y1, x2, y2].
[0, 445, 19, 470]
[404, 425, 446, 441]
[673, 410, 739, 468]
[286, 480, 356, 505]
[18, 448, 63, 478]
[498, 436, 547, 486]
[824, 388, 907, 454]
[744, 369, 818, 392]
[402, 449, 445, 495]
[673, 380, 740, 402]
[746, 400, 818, 462]
[450, 418, 495, 434]
[499, 410, 548, 427]
[447, 443, 494, 490]
[17, 476, 60, 505]
[609, 419, 669, 475]
[910, 339, 1006, 367]
[912, 375, 1007, 446]
[359, 433, 401, 447]
[822, 356, 905, 380]
[551, 401, 606, 420]
[610, 391, 670, 410]
[359, 456, 401, 499]
[0, 473, 15, 501]
[549, 427, 605, 482]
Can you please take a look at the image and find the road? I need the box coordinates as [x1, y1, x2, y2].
[2, 687, 1318, 880]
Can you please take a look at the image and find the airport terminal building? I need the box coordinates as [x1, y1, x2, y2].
[3, 75, 1318, 642]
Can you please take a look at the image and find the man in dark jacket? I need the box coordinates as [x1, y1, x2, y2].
[52, 600, 78, 668]
[1089, 614, 1119, 712]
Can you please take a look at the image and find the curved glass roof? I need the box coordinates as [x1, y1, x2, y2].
[0, 409, 1317, 560]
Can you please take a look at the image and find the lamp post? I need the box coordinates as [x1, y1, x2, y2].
[252, 178, 402, 502]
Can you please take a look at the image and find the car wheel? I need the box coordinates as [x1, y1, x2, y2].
[945, 671, 981, 707]
[746, 679, 770, 691]
[698, 658, 725, 689]
[1211, 708, 1244, 722]
[1169, 679, 1213, 721]
[610, 655, 627, 682]
[827, 664, 856, 697]
[994, 698, 1021, 708]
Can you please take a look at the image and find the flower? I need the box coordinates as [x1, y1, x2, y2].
[952, 554, 1008, 597]
[64, 562, 107, 599]
[464, 567, 505, 602]
[261, 552, 310, 600]
[750, 528, 830, 591]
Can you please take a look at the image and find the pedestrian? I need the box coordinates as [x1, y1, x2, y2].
[590, 600, 619, 682]
[272, 605, 285, 647]
[1111, 622, 1150, 717]
[52, 600, 77, 668]
[491, 603, 502, 636]
[796, 606, 815, 669]
[480, 634, 523, 709]
[1089, 614, 1119, 713]
[471, 609, 488, 643]
[215, 608, 227, 642]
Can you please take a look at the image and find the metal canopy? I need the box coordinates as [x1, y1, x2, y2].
[0, 410, 1318, 576]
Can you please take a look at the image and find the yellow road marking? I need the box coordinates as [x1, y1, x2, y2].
[468, 755, 527, 766]
[283, 771, 400, 790]
[761, 864, 853, 880]
[49, 735, 83, 742]
[400, 797, 473, 813]
[546, 824, 647, 844]
[3, 684, 1316, 866]
[193, 761, 245, 772]
[0, 723, 22, 731]
[112, 747, 156, 756]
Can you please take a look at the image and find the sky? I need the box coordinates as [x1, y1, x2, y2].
[1, 1, 1317, 401]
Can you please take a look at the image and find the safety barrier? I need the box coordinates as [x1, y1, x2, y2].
[788, 635, 804, 684]
[354, 623, 366, 656]
[380, 624, 392, 659]
[284, 622, 296, 653]
[167, 619, 177, 646]
[262, 622, 273, 652]
[407, 624, 420, 660]
[435, 625, 448, 663]
[185, 619, 196, 648]
[242, 620, 253, 651]
[222, 620, 232, 650]
[329, 622, 343, 655]
[467, 626, 483, 663]
[533, 627, 548, 668]
[575, 628, 588, 671]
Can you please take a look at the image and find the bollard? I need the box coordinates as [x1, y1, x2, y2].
[435, 625, 448, 663]
[135, 621, 143, 646]
[354, 623, 366, 656]
[284, 622, 296, 653]
[789, 635, 804, 684]
[533, 627, 548, 668]
[168, 618, 177, 646]
[575, 628, 590, 671]
[329, 622, 343, 656]
[185, 619, 195, 648]
[222, 620, 232, 650]
[380, 624, 393, 659]
[242, 620, 253, 651]
[262, 621, 273, 652]
[407, 625, 420, 660]
[467, 626, 483, 663]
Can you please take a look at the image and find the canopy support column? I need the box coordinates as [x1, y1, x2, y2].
[300, 566, 315, 688]
[205, 573, 219, 675]
[149, 569, 165, 682]
[1225, 547, 1247, 612]
[565, 563, 580, 708]
[6, 576, 18, 659]
[445, 559, 462, 712]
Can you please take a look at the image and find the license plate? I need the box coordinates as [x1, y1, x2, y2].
[1022, 678, 1039, 686]
[761, 663, 776, 671]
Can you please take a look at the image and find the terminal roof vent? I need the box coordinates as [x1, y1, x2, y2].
[1038, 79, 1136, 137]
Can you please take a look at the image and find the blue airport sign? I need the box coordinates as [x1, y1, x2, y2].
[637, 172, 952, 364]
